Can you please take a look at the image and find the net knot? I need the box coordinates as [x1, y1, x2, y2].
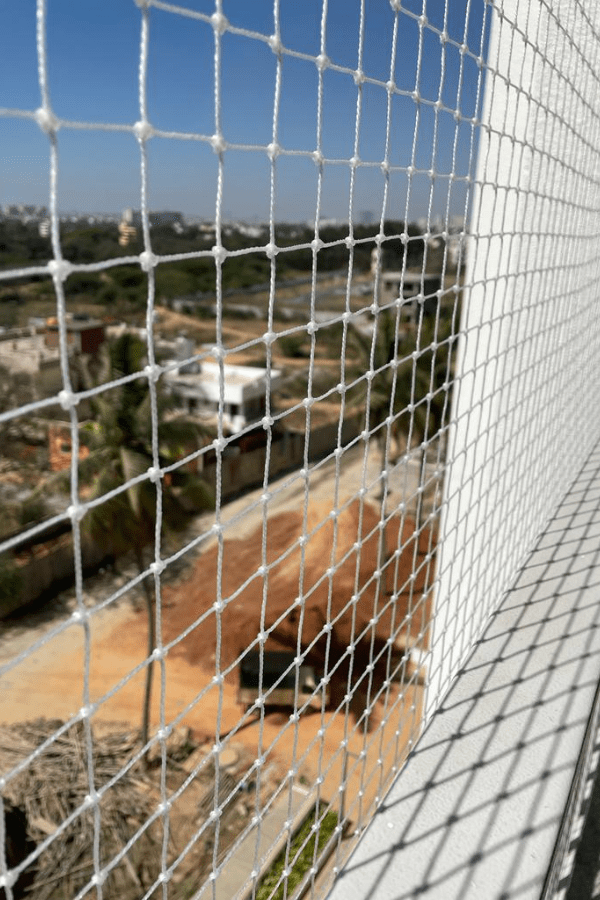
[59, 389, 79, 410]
[133, 119, 154, 142]
[139, 250, 157, 272]
[48, 258, 73, 281]
[268, 35, 283, 55]
[212, 244, 227, 263]
[68, 502, 87, 523]
[211, 12, 228, 34]
[210, 133, 227, 154]
[35, 106, 59, 135]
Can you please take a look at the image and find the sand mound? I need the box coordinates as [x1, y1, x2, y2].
[163, 499, 434, 692]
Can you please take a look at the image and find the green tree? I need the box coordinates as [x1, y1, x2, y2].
[80, 334, 214, 759]
[349, 310, 454, 474]
[346, 308, 455, 584]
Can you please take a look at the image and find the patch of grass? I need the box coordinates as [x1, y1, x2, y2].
[256, 808, 338, 900]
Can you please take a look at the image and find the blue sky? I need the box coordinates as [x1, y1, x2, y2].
[0, 1, 489, 223]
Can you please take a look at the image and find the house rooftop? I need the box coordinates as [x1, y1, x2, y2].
[45, 317, 104, 332]
[166, 361, 280, 388]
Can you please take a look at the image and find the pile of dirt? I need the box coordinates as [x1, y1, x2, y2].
[163, 499, 434, 706]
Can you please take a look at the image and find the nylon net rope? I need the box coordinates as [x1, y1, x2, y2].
[1, 1, 600, 898]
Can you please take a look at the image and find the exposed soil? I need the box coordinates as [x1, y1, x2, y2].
[1, 495, 430, 797]
[162, 498, 432, 706]
[0, 448, 432, 899]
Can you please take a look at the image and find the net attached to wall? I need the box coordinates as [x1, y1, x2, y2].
[3, 0, 600, 897]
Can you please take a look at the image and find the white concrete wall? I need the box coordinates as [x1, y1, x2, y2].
[429, 0, 600, 721]
[328, 3, 600, 897]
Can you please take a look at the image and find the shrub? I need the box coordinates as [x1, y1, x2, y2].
[279, 334, 308, 359]
[0, 554, 23, 616]
[19, 496, 48, 527]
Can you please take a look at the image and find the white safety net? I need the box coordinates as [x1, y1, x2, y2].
[1, 0, 599, 898]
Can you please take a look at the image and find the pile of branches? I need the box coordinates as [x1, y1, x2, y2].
[0, 719, 168, 899]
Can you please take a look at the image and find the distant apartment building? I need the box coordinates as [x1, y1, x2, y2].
[118, 208, 186, 244]
[118, 208, 138, 247]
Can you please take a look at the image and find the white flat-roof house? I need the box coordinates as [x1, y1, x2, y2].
[165, 361, 281, 433]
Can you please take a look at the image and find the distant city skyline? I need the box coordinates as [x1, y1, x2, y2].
[1, 1, 489, 224]
[1, 201, 465, 234]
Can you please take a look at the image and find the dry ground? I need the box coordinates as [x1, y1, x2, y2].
[0, 443, 430, 895]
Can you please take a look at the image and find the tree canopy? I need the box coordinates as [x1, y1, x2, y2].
[81, 333, 214, 559]
[346, 308, 456, 464]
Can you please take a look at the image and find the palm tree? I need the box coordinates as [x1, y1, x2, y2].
[346, 307, 456, 585]
[347, 311, 445, 484]
[394, 316, 456, 464]
[80, 334, 214, 759]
